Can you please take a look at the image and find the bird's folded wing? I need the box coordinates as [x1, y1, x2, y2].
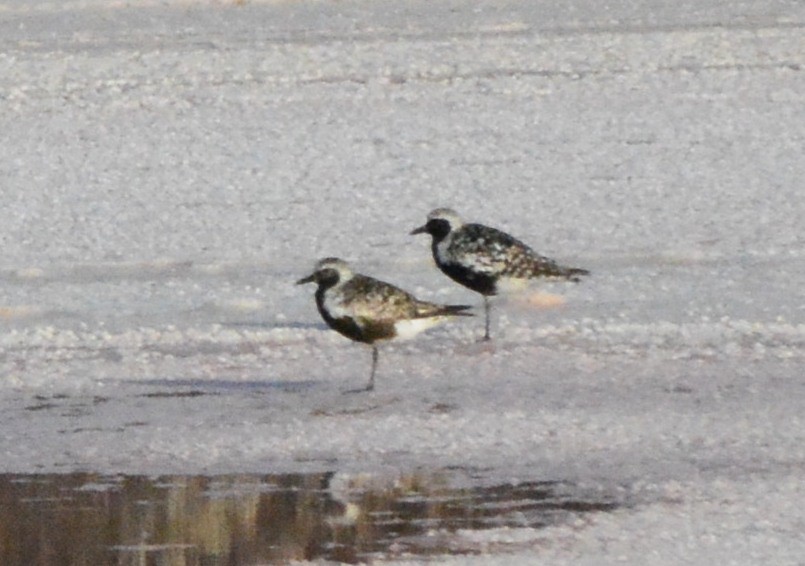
[339, 276, 418, 320]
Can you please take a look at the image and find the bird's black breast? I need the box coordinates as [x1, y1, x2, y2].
[439, 262, 498, 296]
[314, 288, 397, 344]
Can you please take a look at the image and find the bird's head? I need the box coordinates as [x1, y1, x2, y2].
[410, 208, 463, 241]
[296, 257, 354, 289]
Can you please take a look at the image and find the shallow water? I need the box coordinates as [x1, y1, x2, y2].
[0, 471, 620, 565]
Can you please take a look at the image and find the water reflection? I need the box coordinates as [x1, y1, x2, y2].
[0, 471, 618, 564]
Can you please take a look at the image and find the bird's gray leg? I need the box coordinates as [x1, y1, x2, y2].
[483, 296, 492, 341]
[344, 345, 378, 394]
[367, 345, 378, 391]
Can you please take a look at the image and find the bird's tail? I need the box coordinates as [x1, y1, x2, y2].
[563, 267, 590, 283]
[436, 304, 475, 317]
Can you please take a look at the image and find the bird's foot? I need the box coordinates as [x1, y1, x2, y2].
[342, 384, 374, 395]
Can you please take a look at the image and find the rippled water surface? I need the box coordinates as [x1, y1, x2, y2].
[0, 471, 620, 564]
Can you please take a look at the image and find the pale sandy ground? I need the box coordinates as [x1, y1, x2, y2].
[1, 1, 804, 563]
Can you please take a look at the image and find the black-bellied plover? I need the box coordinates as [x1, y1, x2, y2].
[411, 208, 588, 341]
[297, 257, 473, 392]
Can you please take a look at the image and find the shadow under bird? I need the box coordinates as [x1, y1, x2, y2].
[411, 208, 589, 341]
[296, 257, 473, 392]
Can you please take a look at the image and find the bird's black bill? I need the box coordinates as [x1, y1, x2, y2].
[410, 224, 427, 235]
[296, 274, 316, 285]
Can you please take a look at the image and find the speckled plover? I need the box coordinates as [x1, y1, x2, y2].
[297, 257, 473, 392]
[411, 208, 589, 341]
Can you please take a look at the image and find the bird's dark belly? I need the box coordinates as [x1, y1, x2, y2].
[325, 314, 397, 344]
[316, 289, 397, 344]
[440, 263, 498, 295]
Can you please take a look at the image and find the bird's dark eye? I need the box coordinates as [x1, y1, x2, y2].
[426, 218, 452, 240]
[317, 268, 341, 287]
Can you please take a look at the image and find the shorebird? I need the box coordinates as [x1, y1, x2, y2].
[411, 208, 589, 340]
[297, 257, 472, 392]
